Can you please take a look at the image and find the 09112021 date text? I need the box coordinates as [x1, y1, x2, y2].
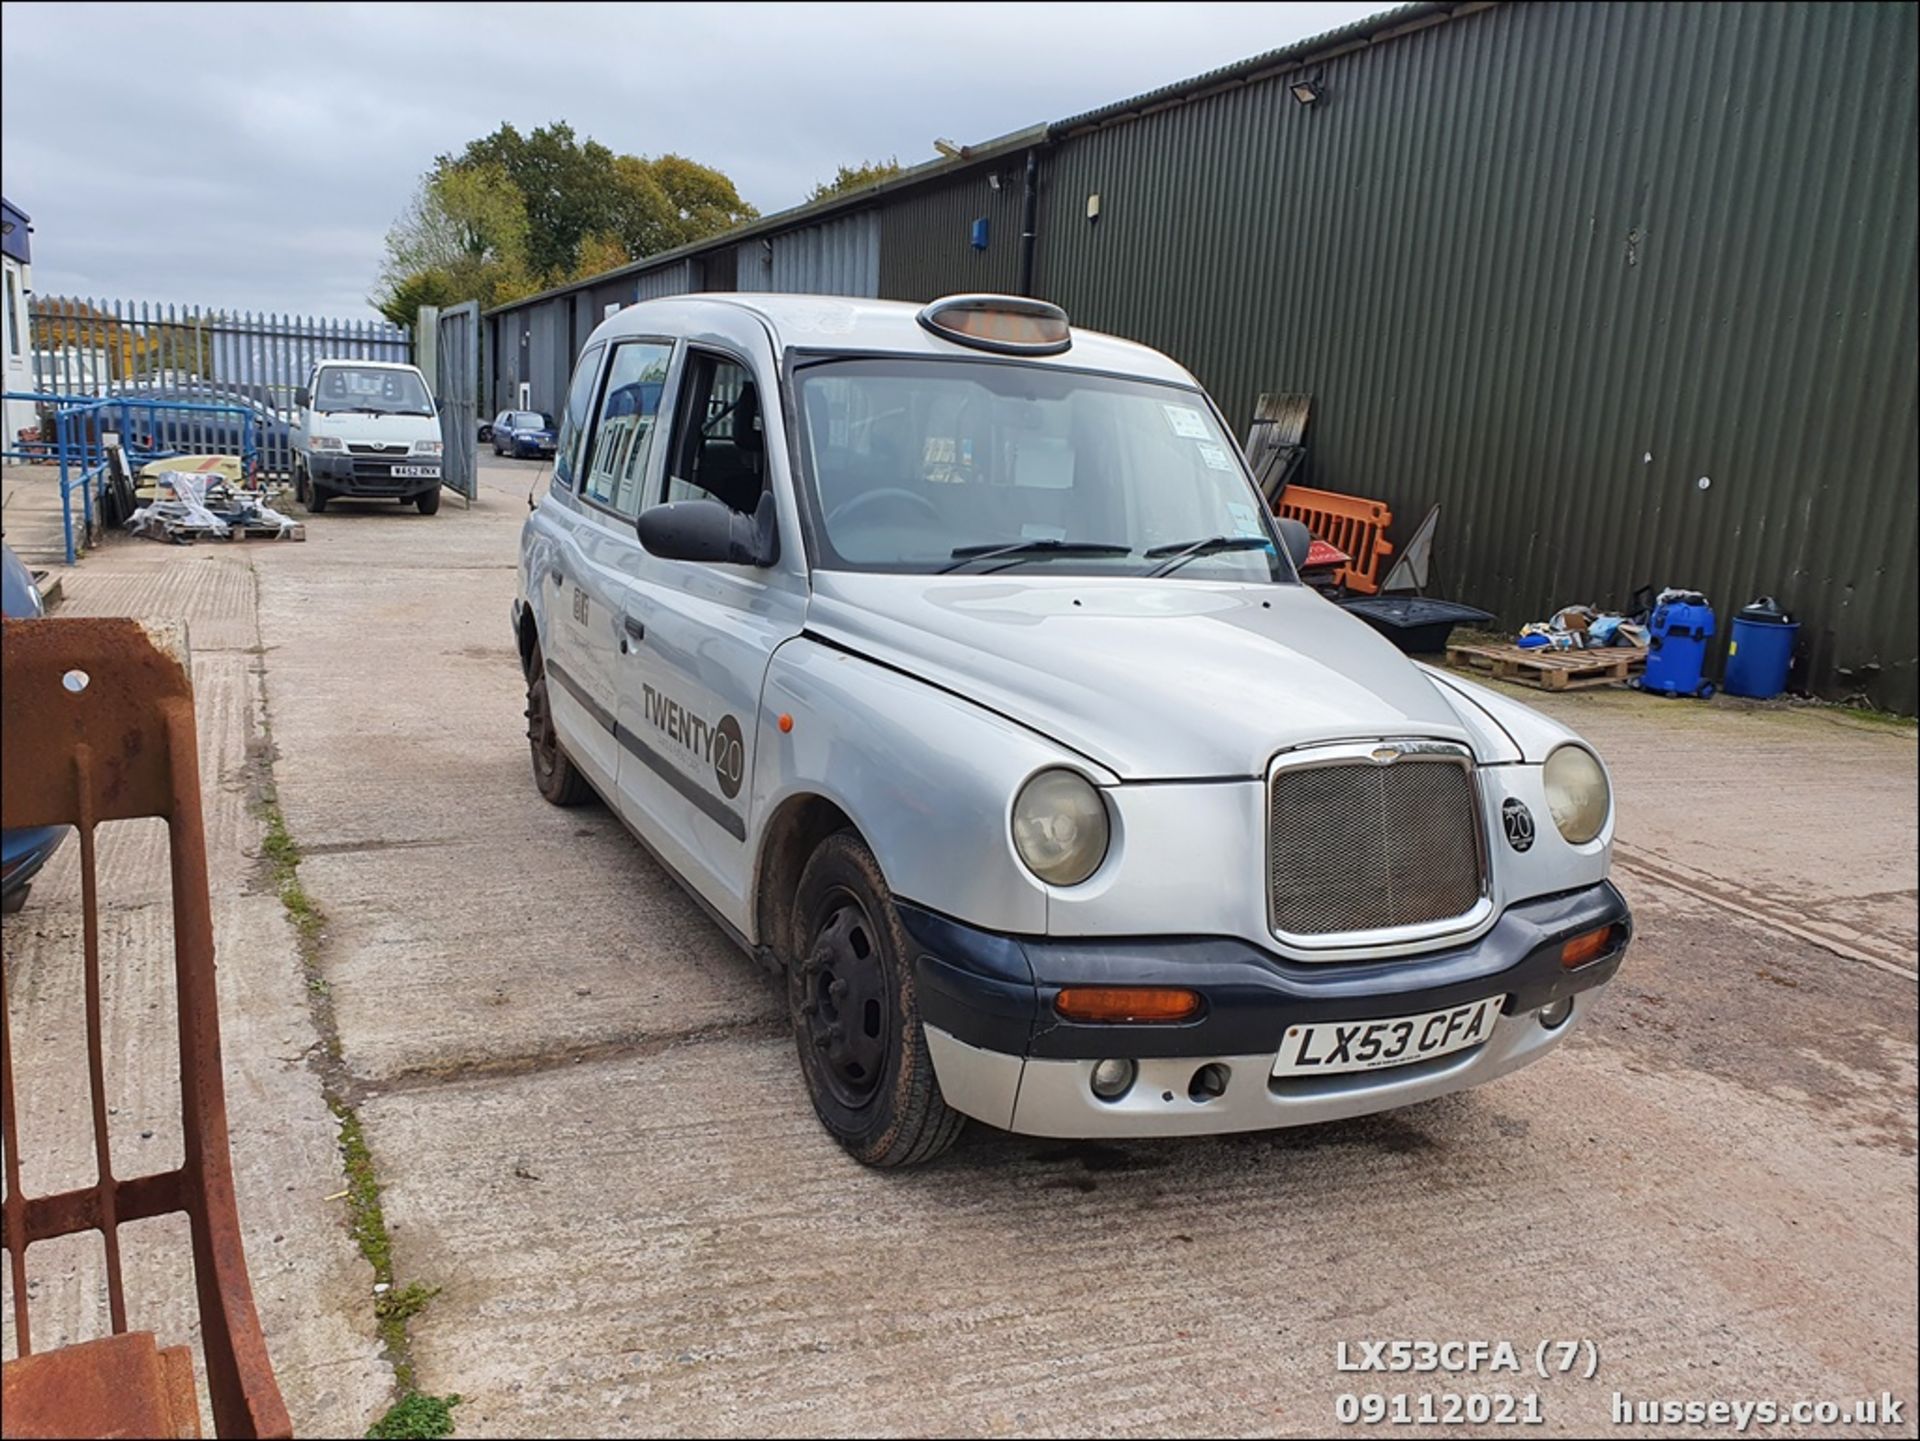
[1335, 1392, 1545, 1426]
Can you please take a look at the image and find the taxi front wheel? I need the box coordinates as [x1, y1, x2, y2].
[525, 645, 593, 807]
[789, 831, 965, 1168]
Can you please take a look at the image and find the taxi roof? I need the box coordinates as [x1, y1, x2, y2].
[597, 293, 1200, 389]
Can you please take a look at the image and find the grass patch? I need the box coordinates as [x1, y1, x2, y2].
[377, 1282, 441, 1327]
[331, 1100, 392, 1284]
[366, 1391, 461, 1440]
[261, 800, 325, 950]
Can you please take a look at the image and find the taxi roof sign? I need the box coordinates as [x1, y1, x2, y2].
[916, 295, 1072, 356]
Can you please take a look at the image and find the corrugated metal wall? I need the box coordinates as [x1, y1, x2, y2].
[736, 212, 881, 295]
[633, 260, 696, 302]
[1031, 0, 1917, 710]
[879, 171, 1026, 300]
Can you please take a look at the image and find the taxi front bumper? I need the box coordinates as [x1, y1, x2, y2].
[905, 882, 1629, 1138]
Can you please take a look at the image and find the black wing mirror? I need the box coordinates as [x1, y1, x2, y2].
[637, 493, 779, 567]
[1277, 516, 1314, 573]
[294, 387, 310, 408]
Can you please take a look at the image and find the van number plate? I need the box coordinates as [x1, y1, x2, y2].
[393, 465, 437, 478]
[1272, 996, 1505, 1078]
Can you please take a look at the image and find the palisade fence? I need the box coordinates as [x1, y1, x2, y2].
[26, 298, 412, 476]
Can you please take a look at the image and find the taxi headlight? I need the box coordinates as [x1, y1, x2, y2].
[1012, 769, 1110, 886]
[1543, 745, 1610, 844]
[412, 439, 443, 455]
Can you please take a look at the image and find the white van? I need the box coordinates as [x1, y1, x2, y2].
[292, 359, 444, 514]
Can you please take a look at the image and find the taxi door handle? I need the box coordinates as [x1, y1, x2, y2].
[622, 616, 646, 643]
[548, 565, 565, 588]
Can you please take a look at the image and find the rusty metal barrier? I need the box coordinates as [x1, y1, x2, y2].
[1, 617, 290, 1439]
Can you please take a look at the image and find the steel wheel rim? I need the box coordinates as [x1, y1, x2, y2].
[526, 671, 558, 785]
[800, 887, 892, 1109]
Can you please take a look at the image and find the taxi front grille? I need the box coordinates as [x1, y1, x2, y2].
[1267, 748, 1485, 938]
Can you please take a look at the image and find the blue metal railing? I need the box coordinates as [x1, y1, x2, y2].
[5, 391, 257, 563]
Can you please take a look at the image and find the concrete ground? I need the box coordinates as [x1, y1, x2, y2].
[4, 456, 1915, 1437]
[2, 461, 83, 570]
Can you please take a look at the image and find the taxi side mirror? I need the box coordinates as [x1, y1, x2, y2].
[637, 493, 778, 568]
[294, 387, 310, 409]
[1277, 517, 1313, 573]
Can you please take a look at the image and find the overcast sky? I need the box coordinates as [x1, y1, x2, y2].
[1, 1, 1382, 319]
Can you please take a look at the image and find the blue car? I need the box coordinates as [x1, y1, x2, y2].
[490, 410, 558, 459]
[2, 544, 68, 913]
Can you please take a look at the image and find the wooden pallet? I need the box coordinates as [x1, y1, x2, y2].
[1446, 641, 1644, 691]
[219, 521, 304, 542]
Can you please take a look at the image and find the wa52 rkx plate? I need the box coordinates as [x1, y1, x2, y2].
[392, 465, 438, 478]
[1273, 996, 1505, 1078]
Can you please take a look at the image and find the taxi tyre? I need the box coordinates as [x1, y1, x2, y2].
[525, 645, 593, 807]
[789, 831, 965, 1168]
[417, 485, 442, 516]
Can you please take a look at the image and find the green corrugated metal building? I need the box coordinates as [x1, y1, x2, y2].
[488, 0, 1918, 711]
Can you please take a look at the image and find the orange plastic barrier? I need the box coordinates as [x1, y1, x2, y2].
[1275, 485, 1395, 594]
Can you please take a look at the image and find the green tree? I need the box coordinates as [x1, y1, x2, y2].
[807, 157, 903, 204]
[376, 123, 757, 319]
[453, 123, 617, 281]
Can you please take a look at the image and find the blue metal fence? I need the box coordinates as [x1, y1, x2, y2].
[5, 390, 258, 563]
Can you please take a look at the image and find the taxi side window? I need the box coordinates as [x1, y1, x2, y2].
[552, 345, 604, 493]
[582, 341, 673, 518]
[663, 353, 765, 516]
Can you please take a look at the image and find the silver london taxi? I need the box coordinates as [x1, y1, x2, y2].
[511, 293, 1630, 1167]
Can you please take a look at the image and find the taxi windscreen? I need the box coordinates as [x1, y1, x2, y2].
[793, 358, 1289, 582]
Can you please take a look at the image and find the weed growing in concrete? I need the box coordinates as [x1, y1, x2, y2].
[366, 1390, 462, 1440]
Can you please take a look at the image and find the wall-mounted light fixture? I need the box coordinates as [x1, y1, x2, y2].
[933, 137, 971, 160]
[1289, 75, 1324, 106]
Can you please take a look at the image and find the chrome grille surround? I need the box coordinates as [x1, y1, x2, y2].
[1266, 739, 1490, 951]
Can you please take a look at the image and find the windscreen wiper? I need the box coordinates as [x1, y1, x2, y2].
[939, 539, 1133, 574]
[1142, 534, 1274, 577]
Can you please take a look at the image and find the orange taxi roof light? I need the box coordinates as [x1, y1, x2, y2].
[918, 295, 1072, 356]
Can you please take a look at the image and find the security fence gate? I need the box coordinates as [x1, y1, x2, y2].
[432, 301, 480, 502]
[25, 297, 411, 477]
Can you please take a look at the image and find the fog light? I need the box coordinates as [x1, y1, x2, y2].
[1538, 997, 1573, 1029]
[1189, 1063, 1230, 1102]
[1089, 1058, 1136, 1100]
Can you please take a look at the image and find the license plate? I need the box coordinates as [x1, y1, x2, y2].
[392, 465, 437, 478]
[1272, 996, 1505, 1078]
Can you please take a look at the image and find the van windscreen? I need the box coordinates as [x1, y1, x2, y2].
[315, 366, 433, 417]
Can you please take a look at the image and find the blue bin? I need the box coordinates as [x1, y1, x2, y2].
[1724, 598, 1797, 699]
[1642, 592, 1716, 698]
